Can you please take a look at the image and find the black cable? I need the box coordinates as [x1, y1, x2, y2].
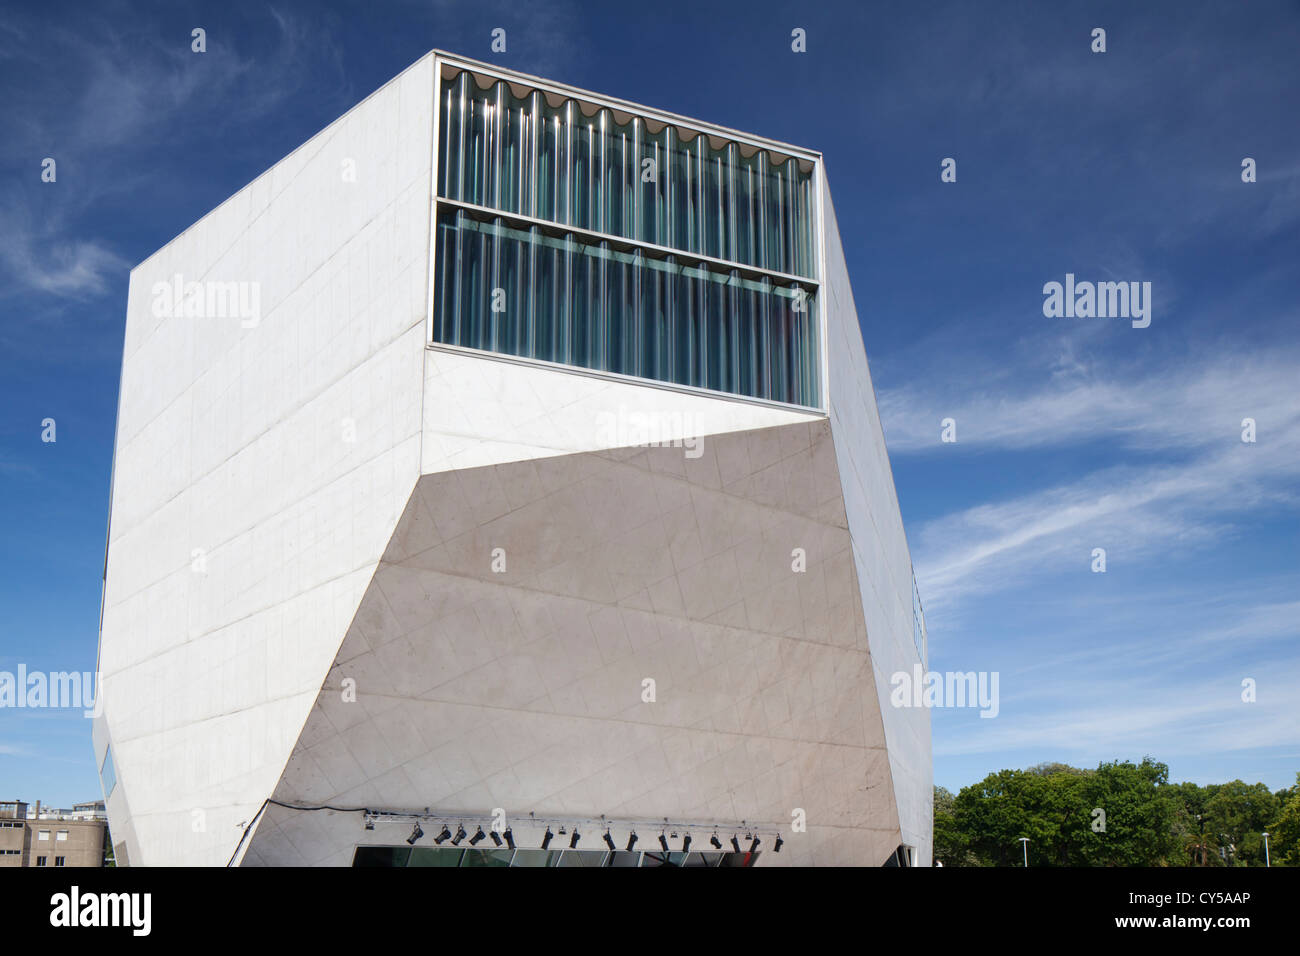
[226, 800, 371, 866]
[266, 798, 371, 813]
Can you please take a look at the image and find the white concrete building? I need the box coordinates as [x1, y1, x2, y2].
[94, 51, 931, 867]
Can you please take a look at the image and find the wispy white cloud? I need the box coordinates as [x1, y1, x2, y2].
[0, 215, 129, 298]
[1003, 592, 1300, 679]
[881, 346, 1300, 455]
[879, 340, 1300, 621]
[935, 658, 1300, 760]
[914, 444, 1295, 614]
[0, 7, 348, 304]
[898, 336, 1300, 775]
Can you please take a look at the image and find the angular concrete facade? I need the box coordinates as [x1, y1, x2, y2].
[96, 52, 930, 867]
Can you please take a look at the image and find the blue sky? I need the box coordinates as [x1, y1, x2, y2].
[1, 0, 1297, 807]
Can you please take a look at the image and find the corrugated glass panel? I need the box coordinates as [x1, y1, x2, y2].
[439, 70, 816, 278]
[433, 208, 820, 407]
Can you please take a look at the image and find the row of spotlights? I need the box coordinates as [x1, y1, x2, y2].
[600, 830, 639, 852]
[400, 820, 778, 854]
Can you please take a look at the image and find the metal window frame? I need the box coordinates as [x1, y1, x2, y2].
[440, 196, 819, 291]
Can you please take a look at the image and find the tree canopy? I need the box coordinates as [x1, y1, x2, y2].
[934, 760, 1295, 866]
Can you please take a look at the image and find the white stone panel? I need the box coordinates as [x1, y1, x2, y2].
[96, 53, 437, 866]
[822, 176, 934, 865]
[421, 348, 823, 475]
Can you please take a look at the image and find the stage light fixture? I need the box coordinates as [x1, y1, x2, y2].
[541, 827, 554, 850]
[749, 836, 761, 853]
[570, 829, 581, 849]
[731, 835, 741, 853]
[710, 833, 722, 850]
[406, 823, 424, 845]
[627, 831, 638, 852]
[503, 828, 515, 850]
[490, 830, 503, 847]
[434, 825, 451, 845]
[604, 832, 616, 852]
[451, 824, 467, 846]
[469, 826, 486, 846]
[682, 834, 692, 852]
[659, 834, 670, 852]
[773, 834, 783, 853]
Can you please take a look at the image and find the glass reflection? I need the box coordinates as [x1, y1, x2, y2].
[433, 208, 820, 407]
[439, 70, 816, 278]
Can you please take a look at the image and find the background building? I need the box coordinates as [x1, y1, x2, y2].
[95, 51, 930, 867]
[0, 800, 108, 867]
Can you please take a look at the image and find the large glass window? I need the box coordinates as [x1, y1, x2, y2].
[100, 746, 117, 799]
[433, 208, 820, 407]
[439, 70, 816, 278]
[433, 64, 823, 409]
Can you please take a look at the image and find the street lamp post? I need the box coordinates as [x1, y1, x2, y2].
[1019, 837, 1029, 867]
[1262, 832, 1270, 868]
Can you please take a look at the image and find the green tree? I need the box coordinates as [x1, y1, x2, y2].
[940, 762, 1293, 866]
[1075, 758, 1179, 866]
[1203, 780, 1278, 866]
[953, 769, 1029, 866]
[932, 786, 968, 866]
[947, 758, 1187, 865]
[953, 768, 1085, 866]
[1027, 761, 1090, 777]
[1268, 773, 1300, 866]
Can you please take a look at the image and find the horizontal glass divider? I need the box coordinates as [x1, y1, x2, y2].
[434, 196, 821, 291]
[435, 55, 822, 169]
[425, 340, 828, 416]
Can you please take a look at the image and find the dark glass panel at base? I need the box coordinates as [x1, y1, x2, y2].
[459, 849, 513, 867]
[554, 849, 608, 867]
[409, 847, 464, 867]
[506, 849, 559, 867]
[352, 846, 413, 867]
[350, 845, 760, 867]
